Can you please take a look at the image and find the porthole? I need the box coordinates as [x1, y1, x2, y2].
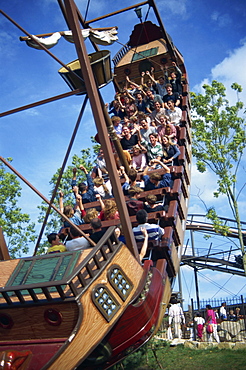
[44, 308, 62, 326]
[124, 68, 131, 76]
[160, 57, 167, 64]
[0, 313, 13, 329]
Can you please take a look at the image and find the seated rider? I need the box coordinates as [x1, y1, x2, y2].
[89, 218, 107, 244]
[163, 84, 180, 109]
[47, 233, 66, 254]
[142, 160, 172, 190]
[144, 194, 165, 213]
[126, 186, 144, 216]
[65, 227, 90, 251]
[120, 167, 144, 195]
[132, 209, 165, 242]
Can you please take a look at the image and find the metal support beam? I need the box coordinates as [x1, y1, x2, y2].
[190, 229, 200, 310]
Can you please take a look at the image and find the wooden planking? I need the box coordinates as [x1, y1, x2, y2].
[116, 39, 168, 67]
[0, 302, 79, 340]
[182, 83, 189, 96]
[181, 95, 191, 112]
[114, 38, 184, 88]
[47, 245, 144, 370]
[0, 259, 20, 288]
[0, 250, 91, 305]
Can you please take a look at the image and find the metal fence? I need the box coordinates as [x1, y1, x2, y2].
[189, 295, 246, 342]
[156, 295, 246, 342]
[192, 295, 246, 311]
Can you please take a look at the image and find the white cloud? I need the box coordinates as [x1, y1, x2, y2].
[190, 42, 246, 221]
[211, 42, 246, 89]
[25, 109, 40, 117]
[193, 42, 246, 103]
[211, 11, 232, 28]
[190, 163, 225, 203]
[157, 0, 188, 17]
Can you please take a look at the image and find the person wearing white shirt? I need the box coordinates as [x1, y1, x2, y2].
[168, 297, 186, 339]
[194, 313, 205, 341]
[219, 302, 227, 320]
[66, 227, 90, 251]
[166, 100, 182, 126]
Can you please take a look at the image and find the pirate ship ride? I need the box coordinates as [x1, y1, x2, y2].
[0, 1, 191, 369]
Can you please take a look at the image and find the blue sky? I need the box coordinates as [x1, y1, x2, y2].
[1, 0, 246, 308]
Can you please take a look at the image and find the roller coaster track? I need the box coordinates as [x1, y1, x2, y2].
[181, 214, 246, 276]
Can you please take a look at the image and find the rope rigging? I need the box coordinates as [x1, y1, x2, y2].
[210, 274, 233, 299]
[84, 0, 91, 22]
[197, 270, 235, 296]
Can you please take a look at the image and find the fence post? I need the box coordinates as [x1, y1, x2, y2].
[241, 295, 246, 330]
[191, 298, 196, 341]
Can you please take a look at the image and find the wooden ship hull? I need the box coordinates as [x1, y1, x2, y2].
[0, 1, 191, 369]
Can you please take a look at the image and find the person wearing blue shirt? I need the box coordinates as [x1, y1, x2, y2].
[142, 160, 172, 191]
[71, 165, 97, 204]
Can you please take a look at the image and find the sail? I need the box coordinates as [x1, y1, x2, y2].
[26, 32, 61, 49]
[25, 28, 118, 49]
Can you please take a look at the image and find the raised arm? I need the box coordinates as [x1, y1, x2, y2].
[120, 166, 130, 184]
[139, 227, 149, 261]
[143, 164, 150, 176]
[145, 70, 157, 84]
[75, 193, 84, 213]
[149, 159, 170, 173]
[172, 61, 182, 79]
[160, 65, 169, 84]
[71, 167, 77, 188]
[79, 164, 88, 175]
[140, 71, 145, 87]
[126, 75, 140, 89]
[116, 95, 125, 109]
[79, 165, 94, 191]
[58, 191, 64, 213]
[95, 194, 105, 211]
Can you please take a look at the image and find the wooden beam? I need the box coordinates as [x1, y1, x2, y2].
[0, 157, 96, 247]
[64, 0, 139, 260]
[0, 89, 81, 118]
[84, 1, 149, 25]
[0, 227, 10, 260]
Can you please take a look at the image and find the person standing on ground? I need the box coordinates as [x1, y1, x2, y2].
[219, 302, 227, 320]
[194, 312, 205, 341]
[168, 297, 186, 339]
[205, 304, 220, 343]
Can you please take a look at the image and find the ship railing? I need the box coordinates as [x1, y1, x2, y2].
[0, 227, 121, 307]
[112, 44, 132, 67]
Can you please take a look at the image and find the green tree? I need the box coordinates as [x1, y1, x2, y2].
[191, 80, 246, 272]
[36, 147, 96, 253]
[0, 158, 36, 258]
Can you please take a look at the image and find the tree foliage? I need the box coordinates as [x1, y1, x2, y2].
[37, 147, 96, 253]
[191, 80, 246, 272]
[0, 159, 36, 258]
